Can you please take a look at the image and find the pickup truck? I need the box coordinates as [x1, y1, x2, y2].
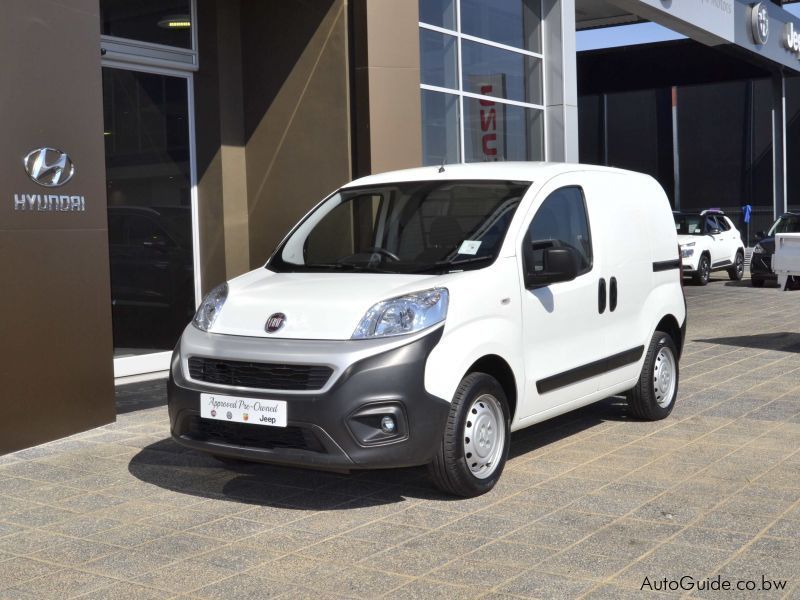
[773, 233, 800, 290]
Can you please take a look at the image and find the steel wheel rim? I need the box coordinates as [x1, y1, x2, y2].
[463, 394, 505, 479]
[736, 255, 744, 276]
[653, 346, 677, 408]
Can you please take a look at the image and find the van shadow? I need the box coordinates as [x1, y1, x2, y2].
[696, 332, 800, 353]
[127, 397, 633, 509]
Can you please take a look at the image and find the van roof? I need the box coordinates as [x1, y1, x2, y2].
[343, 162, 643, 188]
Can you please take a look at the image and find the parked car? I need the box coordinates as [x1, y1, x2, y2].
[750, 212, 800, 287]
[674, 210, 745, 285]
[108, 206, 195, 347]
[168, 163, 686, 497]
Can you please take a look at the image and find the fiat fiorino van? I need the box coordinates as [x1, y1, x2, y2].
[168, 163, 686, 497]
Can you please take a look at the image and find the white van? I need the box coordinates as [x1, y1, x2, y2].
[168, 163, 686, 497]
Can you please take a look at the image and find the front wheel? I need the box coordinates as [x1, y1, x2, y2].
[693, 255, 710, 286]
[728, 251, 744, 281]
[626, 331, 679, 421]
[428, 373, 510, 497]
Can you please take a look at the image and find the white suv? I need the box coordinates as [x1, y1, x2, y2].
[675, 210, 745, 285]
[168, 163, 686, 497]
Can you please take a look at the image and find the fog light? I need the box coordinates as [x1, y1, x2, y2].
[380, 416, 396, 433]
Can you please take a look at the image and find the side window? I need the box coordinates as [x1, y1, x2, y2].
[718, 217, 731, 231]
[705, 216, 721, 233]
[525, 186, 593, 275]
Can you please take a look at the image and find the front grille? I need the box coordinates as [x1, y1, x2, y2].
[188, 357, 332, 391]
[186, 416, 325, 453]
[751, 255, 772, 272]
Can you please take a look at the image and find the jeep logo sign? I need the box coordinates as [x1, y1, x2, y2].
[785, 21, 800, 57]
[23, 147, 75, 187]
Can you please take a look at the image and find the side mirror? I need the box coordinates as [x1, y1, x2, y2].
[525, 247, 579, 288]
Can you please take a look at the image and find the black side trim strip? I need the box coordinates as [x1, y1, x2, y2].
[536, 345, 645, 395]
[653, 259, 681, 272]
[712, 259, 732, 268]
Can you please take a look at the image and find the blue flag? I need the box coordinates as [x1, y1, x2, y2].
[743, 204, 752, 224]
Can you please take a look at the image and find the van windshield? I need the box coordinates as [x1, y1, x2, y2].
[269, 180, 530, 274]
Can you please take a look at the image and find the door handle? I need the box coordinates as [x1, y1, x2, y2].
[598, 278, 607, 314]
[610, 277, 618, 312]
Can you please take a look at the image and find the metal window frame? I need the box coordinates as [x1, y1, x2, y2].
[100, 1, 200, 378]
[419, 0, 546, 163]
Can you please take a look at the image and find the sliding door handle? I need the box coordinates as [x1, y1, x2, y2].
[598, 278, 607, 314]
[610, 277, 618, 312]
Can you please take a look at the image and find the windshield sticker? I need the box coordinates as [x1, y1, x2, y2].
[458, 240, 482, 255]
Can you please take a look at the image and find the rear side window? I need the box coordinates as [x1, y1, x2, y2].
[525, 186, 593, 275]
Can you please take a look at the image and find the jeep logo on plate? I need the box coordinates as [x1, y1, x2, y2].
[265, 313, 286, 333]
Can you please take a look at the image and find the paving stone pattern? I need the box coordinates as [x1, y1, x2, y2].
[1, 278, 799, 599]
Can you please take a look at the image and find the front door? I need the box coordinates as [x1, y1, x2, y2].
[102, 67, 197, 377]
[517, 182, 606, 421]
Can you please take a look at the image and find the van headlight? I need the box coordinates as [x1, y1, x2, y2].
[753, 243, 765, 254]
[352, 288, 449, 339]
[680, 242, 695, 258]
[192, 283, 228, 332]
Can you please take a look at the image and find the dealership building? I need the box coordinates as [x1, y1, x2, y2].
[2, 0, 800, 452]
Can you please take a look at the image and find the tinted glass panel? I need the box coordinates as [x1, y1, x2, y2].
[272, 181, 529, 274]
[461, 0, 541, 51]
[101, 0, 192, 49]
[419, 0, 456, 30]
[421, 90, 461, 166]
[462, 40, 542, 104]
[526, 187, 592, 274]
[103, 68, 194, 357]
[420, 29, 458, 90]
[463, 98, 543, 162]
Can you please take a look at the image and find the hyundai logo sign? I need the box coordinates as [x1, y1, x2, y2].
[265, 313, 287, 333]
[751, 2, 769, 46]
[23, 147, 75, 187]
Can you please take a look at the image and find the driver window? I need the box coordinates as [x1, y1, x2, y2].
[525, 187, 592, 275]
[304, 194, 382, 263]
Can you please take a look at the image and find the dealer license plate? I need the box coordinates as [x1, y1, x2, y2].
[200, 393, 287, 427]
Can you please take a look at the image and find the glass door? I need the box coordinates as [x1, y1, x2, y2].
[102, 67, 197, 377]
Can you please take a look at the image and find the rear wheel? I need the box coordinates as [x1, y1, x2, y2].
[693, 254, 710, 286]
[626, 331, 679, 421]
[428, 373, 510, 497]
[728, 251, 744, 281]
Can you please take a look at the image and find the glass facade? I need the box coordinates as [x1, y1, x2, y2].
[101, 0, 193, 49]
[102, 68, 195, 357]
[419, 0, 544, 166]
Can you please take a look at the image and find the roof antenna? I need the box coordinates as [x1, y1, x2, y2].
[438, 159, 446, 173]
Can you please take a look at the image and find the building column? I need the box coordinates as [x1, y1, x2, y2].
[351, 0, 422, 176]
[543, 0, 579, 162]
[772, 72, 787, 219]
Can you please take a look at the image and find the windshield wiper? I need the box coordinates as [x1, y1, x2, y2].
[303, 262, 393, 273]
[416, 255, 495, 273]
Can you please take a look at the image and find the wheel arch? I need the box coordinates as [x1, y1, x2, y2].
[655, 314, 684, 358]
[467, 354, 518, 423]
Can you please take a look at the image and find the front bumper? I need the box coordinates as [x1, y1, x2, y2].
[168, 327, 450, 471]
[750, 253, 775, 279]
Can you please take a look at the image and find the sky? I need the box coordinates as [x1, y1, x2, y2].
[576, 4, 800, 52]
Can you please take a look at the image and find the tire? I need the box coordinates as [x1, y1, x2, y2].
[751, 277, 765, 288]
[693, 254, 710, 286]
[728, 251, 744, 281]
[428, 373, 510, 497]
[626, 331, 679, 421]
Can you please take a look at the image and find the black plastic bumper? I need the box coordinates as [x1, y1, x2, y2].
[168, 329, 450, 471]
[750, 253, 775, 280]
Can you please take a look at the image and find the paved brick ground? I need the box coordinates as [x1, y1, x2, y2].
[1, 277, 799, 599]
